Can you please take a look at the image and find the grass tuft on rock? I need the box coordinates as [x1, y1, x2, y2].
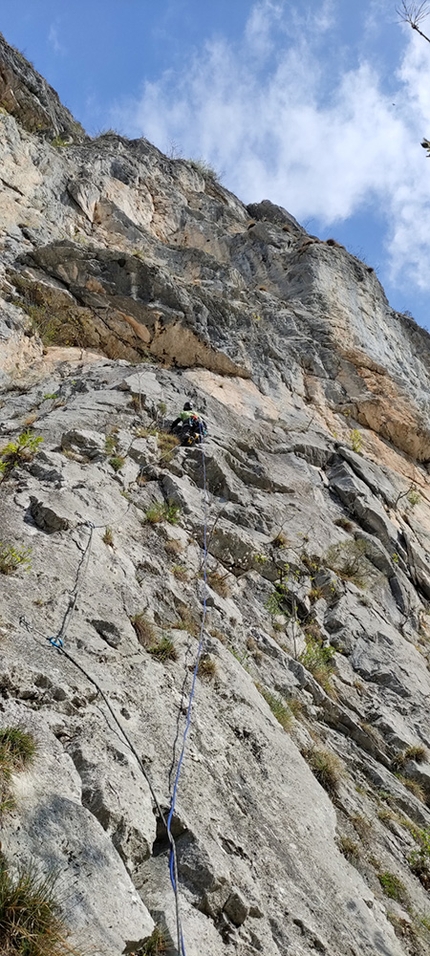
[197, 655, 217, 681]
[299, 635, 336, 696]
[0, 861, 80, 956]
[131, 615, 156, 647]
[378, 871, 408, 903]
[141, 924, 168, 954]
[0, 728, 36, 770]
[0, 543, 32, 576]
[302, 747, 343, 798]
[256, 685, 293, 731]
[148, 636, 178, 663]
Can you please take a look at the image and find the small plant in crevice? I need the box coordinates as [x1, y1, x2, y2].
[140, 924, 168, 954]
[148, 636, 178, 663]
[131, 616, 177, 662]
[145, 502, 166, 524]
[324, 539, 368, 588]
[131, 614, 156, 647]
[378, 871, 408, 904]
[395, 482, 421, 509]
[0, 543, 32, 575]
[171, 563, 188, 582]
[394, 774, 426, 802]
[144, 501, 182, 526]
[256, 684, 293, 731]
[349, 428, 363, 454]
[109, 455, 125, 473]
[102, 528, 114, 547]
[302, 746, 343, 798]
[334, 517, 354, 532]
[197, 655, 217, 681]
[338, 835, 360, 861]
[299, 635, 336, 696]
[51, 135, 70, 147]
[406, 486, 421, 507]
[408, 827, 430, 889]
[392, 744, 428, 768]
[0, 430, 43, 480]
[206, 570, 230, 598]
[164, 502, 181, 525]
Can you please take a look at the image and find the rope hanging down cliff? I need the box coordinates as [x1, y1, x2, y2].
[43, 418, 210, 956]
[166, 420, 209, 956]
[45, 518, 186, 955]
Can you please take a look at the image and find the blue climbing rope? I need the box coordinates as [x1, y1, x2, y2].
[44, 423, 210, 956]
[166, 422, 209, 956]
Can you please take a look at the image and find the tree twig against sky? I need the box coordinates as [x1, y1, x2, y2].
[397, 1, 430, 42]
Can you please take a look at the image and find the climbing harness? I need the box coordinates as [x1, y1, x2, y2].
[44, 420, 210, 956]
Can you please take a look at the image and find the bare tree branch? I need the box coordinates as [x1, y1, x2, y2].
[397, 0, 430, 42]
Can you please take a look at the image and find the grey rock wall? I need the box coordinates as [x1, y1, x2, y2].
[0, 34, 430, 956]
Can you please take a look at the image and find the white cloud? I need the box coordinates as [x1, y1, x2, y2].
[48, 23, 66, 55]
[111, 0, 430, 293]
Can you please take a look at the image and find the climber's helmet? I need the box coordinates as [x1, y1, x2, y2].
[183, 401, 193, 411]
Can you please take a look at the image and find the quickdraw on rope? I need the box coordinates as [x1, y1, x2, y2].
[166, 420, 209, 956]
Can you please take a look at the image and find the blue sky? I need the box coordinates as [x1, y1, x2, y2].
[2, 0, 430, 330]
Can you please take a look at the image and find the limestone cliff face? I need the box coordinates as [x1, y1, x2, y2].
[0, 37, 430, 956]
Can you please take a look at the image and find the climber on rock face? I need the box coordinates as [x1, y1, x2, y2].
[170, 401, 208, 446]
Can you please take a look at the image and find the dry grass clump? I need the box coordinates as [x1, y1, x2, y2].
[176, 606, 200, 637]
[0, 728, 36, 770]
[131, 614, 156, 647]
[102, 528, 114, 547]
[197, 655, 217, 681]
[396, 775, 426, 802]
[171, 564, 188, 582]
[208, 627, 227, 644]
[157, 433, 180, 462]
[165, 538, 184, 556]
[0, 861, 80, 956]
[338, 835, 360, 861]
[0, 727, 36, 814]
[392, 744, 427, 768]
[131, 616, 177, 662]
[302, 746, 343, 798]
[350, 813, 372, 842]
[148, 636, 178, 663]
[206, 570, 230, 598]
[246, 636, 262, 663]
[256, 684, 293, 731]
